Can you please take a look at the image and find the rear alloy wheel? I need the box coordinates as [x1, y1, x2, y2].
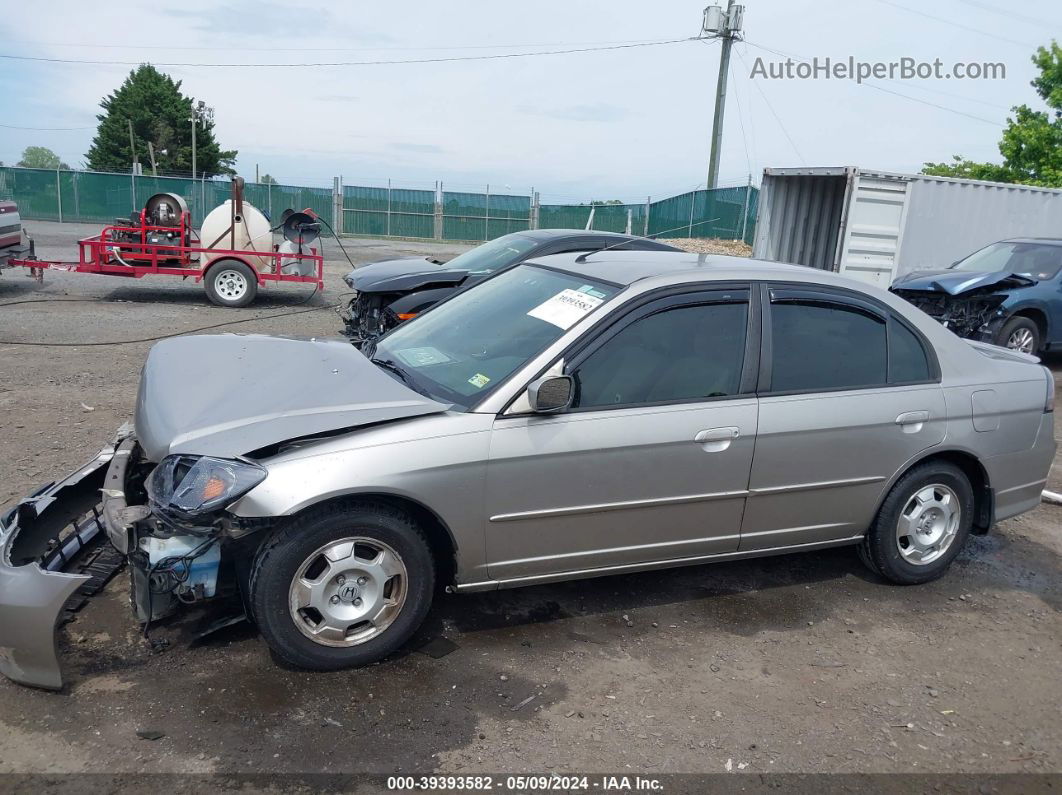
[859, 461, 973, 584]
[205, 259, 258, 308]
[894, 484, 961, 566]
[997, 316, 1040, 355]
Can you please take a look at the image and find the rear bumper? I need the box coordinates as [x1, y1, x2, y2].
[0, 426, 131, 689]
[984, 411, 1057, 523]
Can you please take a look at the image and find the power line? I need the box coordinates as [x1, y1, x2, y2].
[733, 47, 806, 165]
[870, 0, 1037, 48]
[950, 0, 1061, 29]
[5, 37, 672, 54]
[0, 122, 94, 131]
[0, 38, 695, 68]
[859, 81, 1002, 126]
[725, 47, 754, 178]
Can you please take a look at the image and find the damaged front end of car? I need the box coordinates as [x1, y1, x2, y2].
[890, 289, 1010, 341]
[0, 426, 253, 690]
[890, 270, 1038, 344]
[0, 429, 129, 689]
[103, 435, 268, 628]
[1, 333, 453, 690]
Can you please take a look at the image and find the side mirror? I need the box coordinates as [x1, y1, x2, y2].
[527, 375, 574, 413]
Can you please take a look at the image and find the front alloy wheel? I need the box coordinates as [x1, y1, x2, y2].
[289, 537, 408, 647]
[250, 501, 435, 670]
[997, 316, 1040, 355]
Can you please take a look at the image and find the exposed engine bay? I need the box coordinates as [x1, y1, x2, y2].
[342, 290, 403, 343]
[891, 289, 1007, 339]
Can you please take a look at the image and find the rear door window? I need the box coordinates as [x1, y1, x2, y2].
[768, 290, 888, 392]
[889, 319, 932, 383]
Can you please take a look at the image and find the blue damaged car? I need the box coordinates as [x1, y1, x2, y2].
[891, 238, 1062, 354]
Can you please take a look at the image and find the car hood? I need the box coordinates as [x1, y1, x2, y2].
[343, 257, 469, 293]
[891, 269, 1037, 295]
[135, 334, 449, 461]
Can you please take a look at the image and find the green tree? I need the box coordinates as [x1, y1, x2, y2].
[85, 64, 236, 177]
[259, 173, 278, 185]
[17, 146, 69, 170]
[922, 41, 1062, 187]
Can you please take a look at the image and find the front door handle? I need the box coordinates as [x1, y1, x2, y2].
[694, 427, 739, 452]
[895, 410, 930, 433]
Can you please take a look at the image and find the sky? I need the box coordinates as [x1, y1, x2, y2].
[0, 0, 1058, 203]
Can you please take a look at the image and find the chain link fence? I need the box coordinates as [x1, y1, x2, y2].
[0, 166, 757, 244]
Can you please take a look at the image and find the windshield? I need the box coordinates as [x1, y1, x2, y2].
[371, 264, 620, 409]
[950, 242, 1062, 280]
[441, 233, 538, 275]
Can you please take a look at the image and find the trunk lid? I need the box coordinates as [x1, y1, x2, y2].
[135, 334, 449, 461]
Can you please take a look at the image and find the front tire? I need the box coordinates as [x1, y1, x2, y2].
[249, 501, 435, 670]
[205, 259, 258, 308]
[996, 316, 1040, 354]
[860, 461, 973, 584]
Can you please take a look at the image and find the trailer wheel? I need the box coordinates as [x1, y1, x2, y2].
[205, 259, 258, 308]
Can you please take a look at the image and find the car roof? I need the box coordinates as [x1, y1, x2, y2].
[517, 229, 660, 241]
[524, 250, 824, 287]
[1000, 237, 1062, 246]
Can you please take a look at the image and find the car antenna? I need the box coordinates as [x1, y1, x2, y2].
[574, 236, 657, 264]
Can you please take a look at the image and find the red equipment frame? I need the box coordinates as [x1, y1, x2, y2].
[7, 220, 325, 292]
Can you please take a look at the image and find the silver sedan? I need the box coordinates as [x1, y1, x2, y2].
[1, 251, 1055, 686]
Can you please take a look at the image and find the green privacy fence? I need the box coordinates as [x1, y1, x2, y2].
[441, 191, 531, 240]
[648, 185, 757, 243]
[1, 166, 757, 245]
[341, 185, 435, 238]
[0, 167, 336, 228]
[538, 203, 650, 236]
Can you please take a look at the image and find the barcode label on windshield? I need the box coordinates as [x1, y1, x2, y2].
[527, 289, 604, 330]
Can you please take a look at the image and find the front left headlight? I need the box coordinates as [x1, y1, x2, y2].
[146, 455, 267, 515]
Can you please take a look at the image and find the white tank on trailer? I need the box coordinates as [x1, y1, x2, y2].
[198, 199, 273, 271]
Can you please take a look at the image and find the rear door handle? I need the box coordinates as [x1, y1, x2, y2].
[895, 410, 930, 433]
[694, 427, 739, 452]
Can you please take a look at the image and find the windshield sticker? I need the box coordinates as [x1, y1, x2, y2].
[468, 373, 491, 389]
[578, 285, 609, 299]
[527, 289, 604, 330]
[395, 347, 453, 367]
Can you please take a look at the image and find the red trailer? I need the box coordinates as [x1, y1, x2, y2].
[1, 182, 325, 308]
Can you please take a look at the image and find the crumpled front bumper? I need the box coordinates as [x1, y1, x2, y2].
[0, 427, 131, 689]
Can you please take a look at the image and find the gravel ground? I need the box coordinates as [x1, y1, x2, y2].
[0, 221, 1060, 779]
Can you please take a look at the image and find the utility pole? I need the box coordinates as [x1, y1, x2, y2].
[190, 113, 197, 182]
[147, 142, 158, 177]
[189, 99, 212, 182]
[702, 1, 744, 189]
[127, 119, 139, 174]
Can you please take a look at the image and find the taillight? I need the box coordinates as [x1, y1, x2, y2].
[1044, 366, 1055, 413]
[396, 313, 418, 321]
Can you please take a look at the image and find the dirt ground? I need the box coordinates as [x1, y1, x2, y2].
[0, 221, 1060, 780]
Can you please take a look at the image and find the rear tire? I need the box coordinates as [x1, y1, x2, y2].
[860, 461, 973, 584]
[249, 501, 435, 671]
[996, 316, 1040, 354]
[205, 259, 258, 308]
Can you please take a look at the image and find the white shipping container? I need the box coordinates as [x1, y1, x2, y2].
[752, 167, 1062, 286]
